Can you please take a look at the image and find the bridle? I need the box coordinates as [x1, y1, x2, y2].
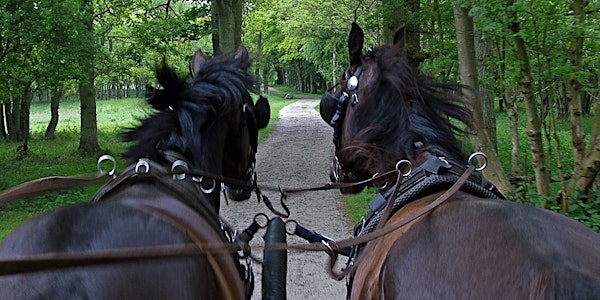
[322, 63, 363, 149]
[222, 101, 260, 200]
[321, 60, 364, 187]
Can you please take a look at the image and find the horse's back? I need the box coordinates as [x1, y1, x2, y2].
[0, 190, 220, 299]
[359, 191, 600, 299]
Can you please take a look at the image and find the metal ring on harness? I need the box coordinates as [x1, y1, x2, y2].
[254, 213, 270, 228]
[199, 177, 216, 194]
[97, 155, 117, 178]
[284, 220, 298, 235]
[371, 173, 388, 190]
[171, 160, 189, 180]
[395, 160, 412, 177]
[134, 159, 150, 174]
[468, 152, 488, 172]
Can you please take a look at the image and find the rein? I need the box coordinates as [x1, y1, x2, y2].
[264, 163, 477, 279]
[0, 174, 109, 206]
[0, 153, 480, 280]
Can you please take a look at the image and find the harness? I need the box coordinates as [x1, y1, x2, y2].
[92, 153, 254, 299]
[354, 155, 504, 237]
[344, 153, 505, 299]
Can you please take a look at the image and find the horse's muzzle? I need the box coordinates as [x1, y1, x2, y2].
[330, 157, 365, 194]
[223, 169, 257, 201]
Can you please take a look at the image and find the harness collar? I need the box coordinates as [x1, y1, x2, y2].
[354, 154, 505, 238]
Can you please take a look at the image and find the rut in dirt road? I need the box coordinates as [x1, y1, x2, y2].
[220, 98, 354, 300]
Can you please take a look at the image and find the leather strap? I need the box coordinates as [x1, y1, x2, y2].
[0, 175, 108, 206]
[262, 165, 476, 279]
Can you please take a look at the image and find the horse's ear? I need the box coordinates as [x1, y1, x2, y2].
[348, 22, 364, 66]
[190, 49, 206, 78]
[254, 95, 271, 129]
[393, 25, 406, 50]
[234, 45, 249, 64]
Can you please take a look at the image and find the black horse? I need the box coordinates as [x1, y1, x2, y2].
[321, 23, 600, 299]
[0, 46, 270, 299]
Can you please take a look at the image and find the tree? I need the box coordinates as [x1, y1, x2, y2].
[567, 0, 599, 197]
[565, 0, 587, 171]
[381, 0, 424, 69]
[78, 0, 99, 154]
[453, 1, 513, 195]
[507, 0, 551, 196]
[212, 0, 243, 54]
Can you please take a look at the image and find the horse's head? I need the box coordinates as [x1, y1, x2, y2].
[320, 23, 472, 193]
[123, 46, 270, 210]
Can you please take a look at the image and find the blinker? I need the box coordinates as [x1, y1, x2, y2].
[319, 91, 345, 126]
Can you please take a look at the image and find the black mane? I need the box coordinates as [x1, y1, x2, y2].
[122, 53, 255, 166]
[341, 45, 473, 168]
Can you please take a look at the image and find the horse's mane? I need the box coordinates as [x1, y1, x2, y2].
[339, 45, 474, 171]
[122, 53, 255, 165]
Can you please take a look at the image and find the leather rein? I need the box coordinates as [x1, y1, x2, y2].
[0, 154, 481, 278]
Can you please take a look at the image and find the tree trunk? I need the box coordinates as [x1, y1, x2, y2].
[212, 0, 242, 54]
[569, 100, 600, 194]
[4, 100, 12, 138]
[508, 2, 551, 196]
[381, 0, 405, 46]
[78, 0, 99, 154]
[567, 0, 600, 196]
[382, 0, 423, 69]
[453, 2, 513, 196]
[19, 82, 33, 142]
[45, 87, 62, 140]
[566, 0, 587, 171]
[0, 103, 7, 138]
[9, 96, 21, 141]
[211, 5, 221, 55]
[497, 38, 521, 176]
[434, 0, 443, 58]
[474, 26, 497, 148]
[262, 56, 269, 94]
[255, 32, 262, 86]
[506, 93, 522, 176]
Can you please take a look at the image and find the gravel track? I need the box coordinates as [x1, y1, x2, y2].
[220, 97, 353, 300]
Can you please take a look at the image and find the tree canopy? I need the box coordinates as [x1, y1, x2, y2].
[1, 0, 600, 200]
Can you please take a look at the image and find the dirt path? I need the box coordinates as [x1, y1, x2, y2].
[220, 97, 353, 300]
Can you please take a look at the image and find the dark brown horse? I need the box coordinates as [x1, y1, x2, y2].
[321, 23, 600, 299]
[0, 46, 270, 299]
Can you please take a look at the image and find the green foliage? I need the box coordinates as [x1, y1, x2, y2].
[509, 182, 600, 232]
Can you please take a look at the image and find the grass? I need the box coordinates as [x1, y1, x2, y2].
[0, 93, 292, 241]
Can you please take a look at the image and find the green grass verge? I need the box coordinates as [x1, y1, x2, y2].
[0, 94, 291, 241]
